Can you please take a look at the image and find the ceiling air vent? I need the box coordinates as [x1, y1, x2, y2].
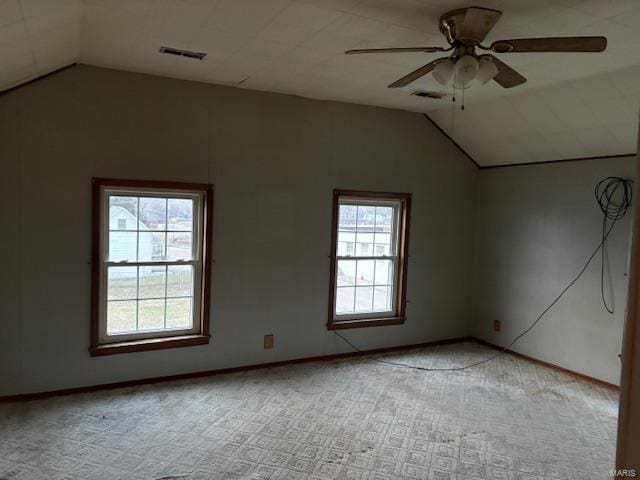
[411, 90, 445, 99]
[159, 46, 206, 60]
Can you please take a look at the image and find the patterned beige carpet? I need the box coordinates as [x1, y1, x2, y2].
[0, 341, 619, 480]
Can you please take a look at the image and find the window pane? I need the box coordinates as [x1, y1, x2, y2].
[168, 199, 193, 231]
[336, 287, 355, 314]
[374, 260, 393, 285]
[108, 266, 137, 300]
[355, 243, 370, 256]
[355, 260, 374, 286]
[373, 244, 390, 256]
[167, 232, 193, 261]
[374, 233, 391, 245]
[357, 206, 375, 230]
[355, 286, 374, 312]
[338, 205, 357, 231]
[138, 299, 165, 331]
[109, 196, 137, 231]
[337, 231, 355, 256]
[139, 266, 166, 299]
[166, 298, 192, 329]
[107, 300, 137, 334]
[167, 265, 193, 297]
[109, 232, 137, 262]
[139, 232, 166, 261]
[355, 232, 373, 257]
[375, 206, 394, 233]
[338, 231, 356, 244]
[373, 286, 391, 312]
[139, 197, 166, 230]
[373, 233, 391, 257]
[337, 260, 356, 287]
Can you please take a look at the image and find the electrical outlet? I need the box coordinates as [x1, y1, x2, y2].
[264, 334, 274, 349]
[493, 320, 501, 332]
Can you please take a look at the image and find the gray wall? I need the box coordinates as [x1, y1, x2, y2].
[0, 65, 478, 396]
[473, 157, 635, 385]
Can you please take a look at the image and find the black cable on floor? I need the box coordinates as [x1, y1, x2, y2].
[334, 176, 633, 373]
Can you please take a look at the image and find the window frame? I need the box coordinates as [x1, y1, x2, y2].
[327, 189, 411, 330]
[90, 178, 213, 356]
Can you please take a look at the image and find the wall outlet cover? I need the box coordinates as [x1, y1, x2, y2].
[494, 320, 501, 332]
[264, 334, 274, 349]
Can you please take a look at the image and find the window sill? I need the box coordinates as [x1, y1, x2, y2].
[327, 316, 405, 330]
[90, 334, 210, 357]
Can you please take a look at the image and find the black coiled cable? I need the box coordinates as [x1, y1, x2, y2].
[595, 177, 633, 313]
[334, 176, 633, 372]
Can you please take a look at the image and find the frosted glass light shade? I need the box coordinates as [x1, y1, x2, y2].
[453, 76, 473, 90]
[455, 55, 479, 84]
[476, 56, 499, 85]
[432, 59, 455, 86]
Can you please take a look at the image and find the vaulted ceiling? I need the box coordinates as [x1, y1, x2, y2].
[2, 0, 639, 166]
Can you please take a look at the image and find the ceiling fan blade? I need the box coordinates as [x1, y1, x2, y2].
[345, 47, 445, 54]
[490, 36, 607, 53]
[388, 58, 447, 88]
[459, 7, 502, 43]
[489, 56, 527, 88]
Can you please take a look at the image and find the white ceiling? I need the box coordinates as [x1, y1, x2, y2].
[1, 0, 639, 166]
[0, 0, 80, 88]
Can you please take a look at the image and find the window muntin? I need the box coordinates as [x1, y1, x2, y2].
[329, 191, 410, 329]
[100, 187, 204, 343]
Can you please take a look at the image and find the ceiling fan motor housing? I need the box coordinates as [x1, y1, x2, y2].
[439, 7, 502, 46]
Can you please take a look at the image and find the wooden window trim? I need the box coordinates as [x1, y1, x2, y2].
[90, 178, 213, 356]
[327, 189, 411, 330]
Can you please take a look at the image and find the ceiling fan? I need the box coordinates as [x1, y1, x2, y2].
[345, 6, 607, 89]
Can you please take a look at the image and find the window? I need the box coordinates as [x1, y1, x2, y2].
[328, 190, 411, 330]
[91, 178, 213, 356]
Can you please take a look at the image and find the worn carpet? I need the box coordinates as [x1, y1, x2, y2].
[0, 341, 618, 480]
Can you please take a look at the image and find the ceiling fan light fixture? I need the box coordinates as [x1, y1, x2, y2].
[454, 55, 479, 86]
[476, 56, 499, 85]
[432, 59, 455, 86]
